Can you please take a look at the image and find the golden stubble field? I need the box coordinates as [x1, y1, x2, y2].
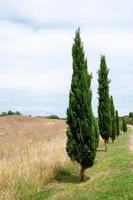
[0, 116, 66, 158]
[0, 116, 71, 200]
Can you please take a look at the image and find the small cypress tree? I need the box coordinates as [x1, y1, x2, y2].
[66, 28, 97, 182]
[116, 110, 120, 138]
[94, 118, 99, 149]
[122, 117, 127, 133]
[110, 96, 116, 143]
[98, 56, 111, 151]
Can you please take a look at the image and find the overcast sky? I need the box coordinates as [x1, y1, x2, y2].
[0, 0, 133, 116]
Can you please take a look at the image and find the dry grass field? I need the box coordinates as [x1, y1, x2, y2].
[0, 116, 66, 158]
[0, 116, 71, 200]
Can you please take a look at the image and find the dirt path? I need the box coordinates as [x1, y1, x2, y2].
[128, 125, 133, 152]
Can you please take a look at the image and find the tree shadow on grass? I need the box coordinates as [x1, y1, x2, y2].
[97, 149, 107, 152]
[54, 167, 90, 183]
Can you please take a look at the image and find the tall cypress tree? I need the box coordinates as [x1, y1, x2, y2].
[116, 110, 120, 138]
[98, 56, 111, 151]
[110, 96, 116, 143]
[122, 117, 127, 133]
[66, 28, 97, 182]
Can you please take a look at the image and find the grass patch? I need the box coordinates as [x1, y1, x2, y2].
[13, 178, 57, 200]
[13, 178, 37, 200]
[35, 129, 133, 200]
[54, 166, 78, 183]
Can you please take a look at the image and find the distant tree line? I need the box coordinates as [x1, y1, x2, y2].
[121, 113, 133, 126]
[38, 115, 66, 120]
[0, 110, 22, 116]
[0, 112, 64, 119]
[46, 115, 60, 119]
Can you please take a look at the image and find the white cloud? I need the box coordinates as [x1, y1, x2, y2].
[0, 0, 133, 26]
[0, 20, 73, 92]
[0, 0, 133, 115]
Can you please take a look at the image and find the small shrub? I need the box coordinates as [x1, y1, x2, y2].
[47, 115, 60, 119]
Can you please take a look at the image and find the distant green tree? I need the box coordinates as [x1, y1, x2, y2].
[116, 110, 120, 138]
[15, 111, 22, 115]
[122, 118, 127, 133]
[129, 112, 133, 118]
[47, 115, 60, 119]
[1, 112, 7, 116]
[66, 28, 97, 182]
[98, 56, 111, 151]
[0, 110, 22, 116]
[110, 96, 116, 143]
[7, 110, 14, 115]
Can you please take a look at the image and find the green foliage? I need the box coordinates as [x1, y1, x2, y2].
[98, 55, 111, 145]
[126, 116, 133, 125]
[66, 28, 97, 173]
[94, 118, 99, 149]
[1, 112, 7, 116]
[129, 112, 133, 118]
[122, 117, 127, 133]
[116, 110, 120, 138]
[0, 110, 22, 116]
[7, 110, 14, 115]
[110, 96, 116, 142]
[47, 115, 60, 119]
[15, 111, 22, 115]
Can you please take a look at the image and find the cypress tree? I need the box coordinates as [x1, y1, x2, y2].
[66, 28, 97, 182]
[94, 118, 99, 149]
[116, 110, 120, 138]
[122, 117, 127, 133]
[110, 96, 116, 143]
[129, 112, 133, 118]
[98, 56, 111, 151]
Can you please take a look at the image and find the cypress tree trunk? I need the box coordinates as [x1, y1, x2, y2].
[78, 165, 85, 183]
[104, 140, 107, 151]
